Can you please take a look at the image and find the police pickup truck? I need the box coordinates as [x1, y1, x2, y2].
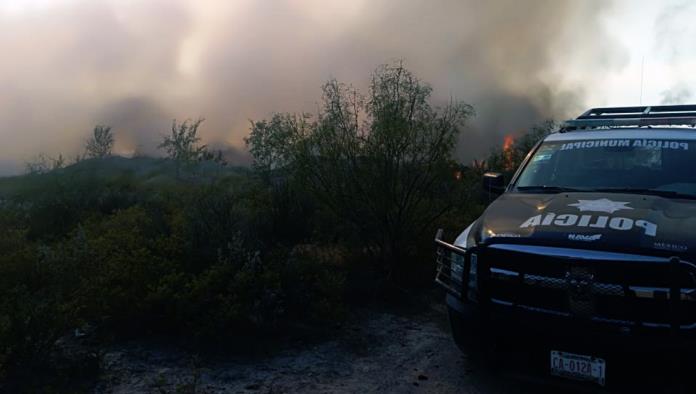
[435, 105, 696, 389]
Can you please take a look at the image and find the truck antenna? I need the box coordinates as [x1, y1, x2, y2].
[639, 56, 645, 105]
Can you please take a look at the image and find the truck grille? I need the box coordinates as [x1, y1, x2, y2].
[481, 244, 696, 330]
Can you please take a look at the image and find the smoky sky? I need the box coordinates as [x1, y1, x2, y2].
[655, 1, 696, 105]
[0, 0, 627, 173]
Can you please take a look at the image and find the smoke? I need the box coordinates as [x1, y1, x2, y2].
[655, 1, 695, 106]
[0, 0, 627, 174]
[661, 86, 693, 105]
[654, 1, 694, 62]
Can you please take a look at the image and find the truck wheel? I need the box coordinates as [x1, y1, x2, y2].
[448, 306, 497, 367]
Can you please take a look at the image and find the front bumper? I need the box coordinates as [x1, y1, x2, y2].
[435, 229, 696, 345]
[448, 294, 696, 390]
[437, 224, 696, 389]
[446, 293, 696, 353]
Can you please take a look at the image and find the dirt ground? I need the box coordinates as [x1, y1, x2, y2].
[90, 301, 552, 394]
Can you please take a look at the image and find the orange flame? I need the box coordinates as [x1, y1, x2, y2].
[502, 134, 515, 170]
[503, 134, 514, 152]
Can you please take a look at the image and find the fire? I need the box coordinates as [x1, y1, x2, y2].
[502, 134, 515, 170]
[503, 134, 514, 152]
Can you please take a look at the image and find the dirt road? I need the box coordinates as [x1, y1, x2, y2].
[92, 301, 546, 394]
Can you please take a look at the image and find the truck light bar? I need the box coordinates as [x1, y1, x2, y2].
[562, 104, 696, 131]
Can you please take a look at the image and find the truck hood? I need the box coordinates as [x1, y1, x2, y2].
[474, 192, 696, 258]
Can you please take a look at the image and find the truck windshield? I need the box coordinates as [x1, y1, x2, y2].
[514, 138, 696, 199]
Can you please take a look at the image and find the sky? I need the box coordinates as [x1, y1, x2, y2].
[1, 0, 695, 175]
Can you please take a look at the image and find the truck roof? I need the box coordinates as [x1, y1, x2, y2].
[546, 128, 696, 142]
[550, 104, 696, 142]
[563, 104, 696, 129]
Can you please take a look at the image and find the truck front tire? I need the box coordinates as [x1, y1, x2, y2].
[447, 302, 497, 367]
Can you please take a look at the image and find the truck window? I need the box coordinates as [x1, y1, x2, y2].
[515, 138, 696, 197]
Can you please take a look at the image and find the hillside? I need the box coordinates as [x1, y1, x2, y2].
[0, 156, 248, 199]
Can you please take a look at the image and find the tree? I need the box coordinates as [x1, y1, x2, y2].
[485, 120, 557, 174]
[51, 154, 65, 170]
[85, 125, 114, 159]
[25, 153, 50, 175]
[158, 118, 207, 176]
[245, 113, 312, 175]
[247, 62, 474, 282]
[200, 149, 227, 166]
[24, 153, 66, 175]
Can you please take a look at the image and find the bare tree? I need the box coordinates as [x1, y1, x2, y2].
[25, 153, 66, 174]
[52, 154, 65, 170]
[85, 125, 114, 159]
[25, 153, 50, 175]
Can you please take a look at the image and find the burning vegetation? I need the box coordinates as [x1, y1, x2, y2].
[502, 134, 516, 171]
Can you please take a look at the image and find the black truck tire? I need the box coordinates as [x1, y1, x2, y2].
[448, 306, 497, 367]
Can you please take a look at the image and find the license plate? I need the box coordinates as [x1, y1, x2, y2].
[550, 350, 606, 386]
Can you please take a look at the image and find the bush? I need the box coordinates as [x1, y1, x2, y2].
[0, 173, 345, 383]
[247, 62, 475, 285]
[0, 206, 71, 381]
[58, 199, 343, 341]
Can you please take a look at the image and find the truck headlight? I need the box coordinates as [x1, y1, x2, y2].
[467, 253, 478, 302]
[451, 253, 464, 285]
[453, 222, 479, 302]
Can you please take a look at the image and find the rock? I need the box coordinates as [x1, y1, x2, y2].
[102, 351, 125, 370]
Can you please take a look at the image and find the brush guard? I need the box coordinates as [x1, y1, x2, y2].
[434, 229, 472, 300]
[435, 229, 696, 334]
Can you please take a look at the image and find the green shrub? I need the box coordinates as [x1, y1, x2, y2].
[0, 177, 346, 382]
[0, 207, 72, 381]
[247, 62, 475, 285]
[66, 207, 171, 331]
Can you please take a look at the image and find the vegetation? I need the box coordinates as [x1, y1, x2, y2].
[0, 62, 553, 389]
[0, 162, 342, 390]
[24, 153, 66, 175]
[247, 63, 475, 283]
[484, 120, 556, 177]
[85, 125, 115, 159]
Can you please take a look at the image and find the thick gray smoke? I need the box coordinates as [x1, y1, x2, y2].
[655, 1, 696, 105]
[0, 0, 626, 174]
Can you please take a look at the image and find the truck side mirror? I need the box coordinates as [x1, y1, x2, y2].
[482, 172, 505, 197]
